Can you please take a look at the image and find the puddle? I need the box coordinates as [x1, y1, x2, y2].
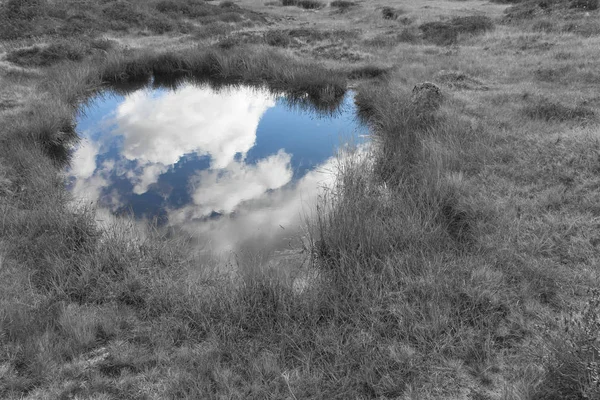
[69, 82, 366, 259]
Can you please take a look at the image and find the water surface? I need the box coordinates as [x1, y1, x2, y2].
[70, 82, 366, 256]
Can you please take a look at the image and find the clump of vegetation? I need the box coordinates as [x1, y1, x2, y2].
[281, 0, 325, 9]
[419, 16, 494, 45]
[6, 43, 87, 67]
[296, 0, 324, 9]
[194, 21, 234, 39]
[523, 96, 595, 122]
[419, 21, 459, 45]
[330, 0, 356, 11]
[260, 27, 358, 48]
[347, 65, 390, 79]
[102, 1, 145, 26]
[90, 37, 116, 52]
[363, 28, 420, 47]
[99, 46, 347, 111]
[501, 0, 582, 21]
[562, 19, 600, 36]
[0, 0, 50, 39]
[570, 0, 599, 10]
[534, 66, 571, 82]
[451, 15, 495, 34]
[536, 290, 600, 399]
[264, 30, 293, 47]
[99, 1, 177, 33]
[0, 0, 258, 39]
[289, 27, 358, 41]
[381, 6, 404, 20]
[532, 18, 556, 32]
[154, 0, 241, 17]
[316, 83, 493, 346]
[155, 0, 194, 14]
[392, 28, 420, 43]
[4, 0, 47, 20]
[5, 39, 114, 68]
[355, 84, 434, 182]
[435, 70, 489, 90]
[503, 0, 546, 20]
[220, 0, 240, 9]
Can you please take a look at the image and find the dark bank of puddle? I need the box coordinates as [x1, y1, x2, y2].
[69, 80, 367, 258]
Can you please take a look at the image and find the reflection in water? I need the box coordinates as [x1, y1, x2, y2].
[70, 83, 366, 257]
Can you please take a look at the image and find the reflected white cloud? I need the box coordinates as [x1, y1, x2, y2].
[71, 84, 278, 204]
[168, 152, 341, 254]
[71, 174, 108, 205]
[114, 85, 277, 192]
[130, 163, 169, 195]
[188, 150, 293, 217]
[108, 85, 276, 194]
[71, 138, 99, 180]
[70, 158, 123, 211]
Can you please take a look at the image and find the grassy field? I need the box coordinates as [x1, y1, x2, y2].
[1, 0, 600, 398]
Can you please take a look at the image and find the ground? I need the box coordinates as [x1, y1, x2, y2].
[1, 0, 600, 398]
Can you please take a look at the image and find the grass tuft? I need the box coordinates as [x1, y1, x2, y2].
[537, 289, 600, 399]
[419, 21, 459, 45]
[219, 0, 240, 9]
[419, 16, 494, 45]
[101, 1, 145, 26]
[5, 0, 47, 20]
[6, 41, 91, 68]
[282, 0, 325, 9]
[570, 0, 599, 10]
[450, 15, 495, 34]
[381, 6, 404, 20]
[330, 0, 356, 11]
[435, 70, 489, 90]
[99, 46, 347, 111]
[364, 29, 420, 47]
[264, 29, 293, 47]
[501, 0, 583, 21]
[0, 0, 257, 39]
[523, 96, 595, 122]
[348, 65, 390, 80]
[297, 0, 325, 9]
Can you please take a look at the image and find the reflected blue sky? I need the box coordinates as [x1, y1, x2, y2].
[69, 83, 366, 254]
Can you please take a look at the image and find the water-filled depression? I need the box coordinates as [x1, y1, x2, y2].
[69, 82, 366, 257]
